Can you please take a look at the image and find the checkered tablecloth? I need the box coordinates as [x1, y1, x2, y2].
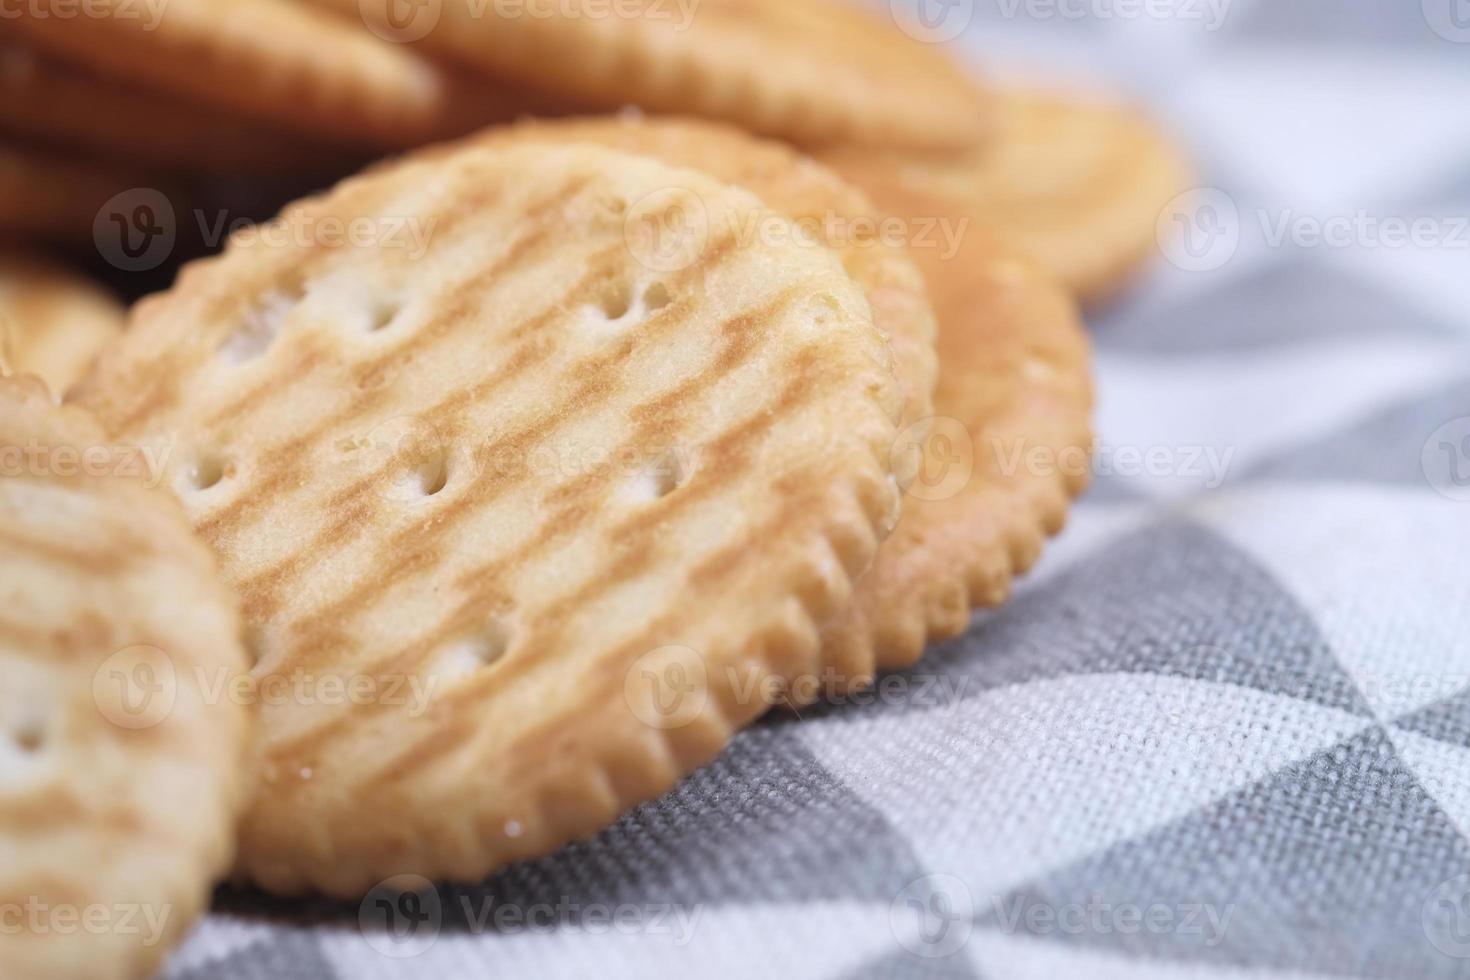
[162, 2, 1470, 977]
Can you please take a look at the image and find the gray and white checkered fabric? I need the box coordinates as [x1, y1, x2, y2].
[163, 1, 1470, 976]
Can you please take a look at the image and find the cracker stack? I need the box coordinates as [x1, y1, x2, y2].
[0, 0, 1165, 972]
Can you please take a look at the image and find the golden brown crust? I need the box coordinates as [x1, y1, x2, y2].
[0, 44, 355, 175]
[817, 226, 1095, 694]
[0, 377, 251, 980]
[5, 0, 522, 149]
[332, 0, 989, 150]
[817, 89, 1193, 306]
[0, 251, 124, 395]
[71, 141, 902, 896]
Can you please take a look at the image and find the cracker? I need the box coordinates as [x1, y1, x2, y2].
[473, 114, 938, 427]
[6, 0, 523, 149]
[334, 0, 987, 149]
[0, 376, 251, 980]
[0, 251, 125, 395]
[0, 44, 353, 176]
[70, 141, 902, 896]
[819, 226, 1094, 695]
[817, 90, 1192, 305]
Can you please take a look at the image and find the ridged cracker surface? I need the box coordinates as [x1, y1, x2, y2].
[819, 90, 1192, 305]
[0, 377, 250, 980]
[71, 142, 902, 896]
[339, 0, 986, 149]
[823, 228, 1094, 691]
[0, 252, 124, 395]
[469, 115, 953, 700]
[478, 115, 938, 428]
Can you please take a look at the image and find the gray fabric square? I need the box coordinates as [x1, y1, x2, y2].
[1224, 0, 1453, 48]
[1394, 687, 1470, 748]
[169, 930, 339, 980]
[1091, 258, 1463, 354]
[982, 727, 1470, 978]
[835, 948, 986, 980]
[454, 722, 930, 915]
[1243, 373, 1470, 485]
[893, 521, 1370, 720]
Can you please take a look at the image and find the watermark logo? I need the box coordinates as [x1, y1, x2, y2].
[893, 416, 976, 501]
[891, 0, 974, 42]
[92, 645, 177, 730]
[1423, 418, 1470, 501]
[891, 874, 974, 958]
[1158, 188, 1240, 273]
[361, 0, 442, 42]
[94, 188, 175, 273]
[624, 187, 711, 274]
[1424, 0, 1470, 42]
[343, 415, 454, 503]
[624, 645, 708, 729]
[1424, 873, 1470, 958]
[360, 874, 442, 958]
[1159, 188, 1469, 273]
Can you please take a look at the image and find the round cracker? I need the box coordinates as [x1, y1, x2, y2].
[819, 226, 1094, 693]
[337, 0, 987, 150]
[0, 376, 251, 980]
[5, 0, 512, 149]
[0, 252, 125, 396]
[71, 141, 902, 896]
[818, 89, 1192, 306]
[472, 114, 938, 428]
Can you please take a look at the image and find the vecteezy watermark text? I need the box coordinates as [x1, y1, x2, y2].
[92, 646, 442, 731]
[93, 190, 439, 272]
[623, 645, 978, 730]
[0, 898, 171, 947]
[202, 212, 438, 261]
[992, 0, 1232, 30]
[0, 0, 167, 30]
[358, 875, 703, 958]
[725, 210, 971, 262]
[357, 0, 700, 44]
[1160, 189, 1470, 273]
[888, 875, 1235, 959]
[0, 441, 171, 487]
[622, 186, 971, 272]
[991, 895, 1234, 946]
